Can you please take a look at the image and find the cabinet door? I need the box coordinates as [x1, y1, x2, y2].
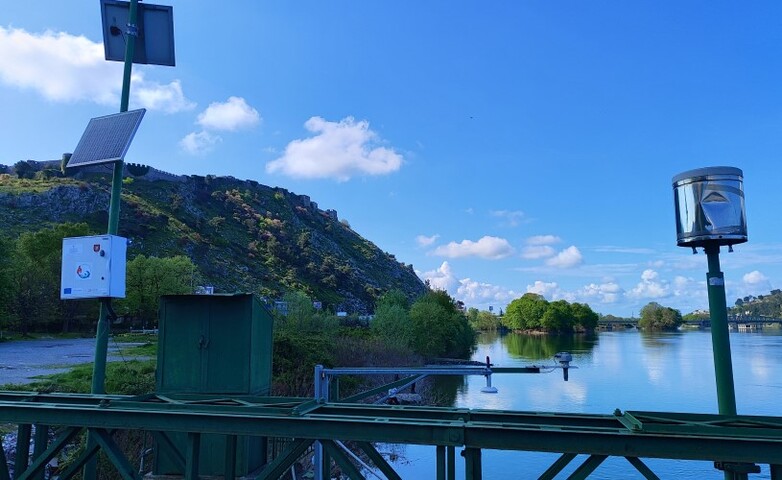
[159, 300, 206, 392]
[203, 299, 251, 393]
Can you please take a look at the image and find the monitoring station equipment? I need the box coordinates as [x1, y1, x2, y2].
[60, 235, 128, 299]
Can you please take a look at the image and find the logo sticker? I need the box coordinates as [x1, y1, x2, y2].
[93, 244, 101, 252]
[76, 264, 91, 279]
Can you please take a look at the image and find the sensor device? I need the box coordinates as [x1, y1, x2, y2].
[61, 235, 127, 299]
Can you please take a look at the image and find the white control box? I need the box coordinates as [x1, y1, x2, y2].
[61, 235, 127, 299]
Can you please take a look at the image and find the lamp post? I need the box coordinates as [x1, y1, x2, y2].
[673, 167, 747, 479]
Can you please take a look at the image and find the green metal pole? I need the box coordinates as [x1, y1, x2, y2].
[704, 245, 738, 416]
[91, 0, 137, 397]
[85, 4, 138, 480]
[705, 245, 741, 480]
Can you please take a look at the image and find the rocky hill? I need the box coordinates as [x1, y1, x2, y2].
[0, 161, 427, 313]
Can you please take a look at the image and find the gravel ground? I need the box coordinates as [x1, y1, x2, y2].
[0, 337, 145, 385]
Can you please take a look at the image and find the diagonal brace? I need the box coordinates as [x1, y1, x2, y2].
[90, 428, 141, 480]
[355, 441, 402, 480]
[17, 427, 82, 480]
[567, 455, 608, 480]
[625, 457, 661, 480]
[257, 438, 313, 480]
[539, 452, 578, 480]
[321, 440, 365, 480]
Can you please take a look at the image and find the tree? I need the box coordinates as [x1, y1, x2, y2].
[372, 289, 412, 347]
[569, 302, 599, 331]
[466, 308, 502, 331]
[638, 302, 683, 331]
[118, 255, 197, 327]
[408, 290, 475, 358]
[9, 223, 92, 333]
[0, 236, 14, 334]
[279, 290, 316, 331]
[504, 293, 548, 330]
[540, 300, 571, 332]
[13, 160, 35, 179]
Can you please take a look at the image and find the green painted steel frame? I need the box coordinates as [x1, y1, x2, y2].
[2, 393, 782, 479]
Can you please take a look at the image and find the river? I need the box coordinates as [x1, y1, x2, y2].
[386, 328, 782, 479]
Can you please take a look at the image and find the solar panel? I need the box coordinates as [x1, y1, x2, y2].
[67, 109, 146, 168]
[101, 0, 176, 67]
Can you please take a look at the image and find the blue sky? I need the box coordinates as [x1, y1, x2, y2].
[2, 2, 781, 317]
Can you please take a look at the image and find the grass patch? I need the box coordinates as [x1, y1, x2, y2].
[4, 359, 156, 395]
[118, 342, 156, 357]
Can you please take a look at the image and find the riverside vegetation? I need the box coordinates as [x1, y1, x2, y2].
[0, 162, 476, 396]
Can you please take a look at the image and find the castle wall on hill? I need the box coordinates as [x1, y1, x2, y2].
[3, 160, 341, 217]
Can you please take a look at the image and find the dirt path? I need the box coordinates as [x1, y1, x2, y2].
[0, 337, 144, 385]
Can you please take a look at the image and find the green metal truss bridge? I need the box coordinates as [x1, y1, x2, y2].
[1, 388, 781, 480]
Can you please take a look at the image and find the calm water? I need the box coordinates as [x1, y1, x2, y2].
[386, 329, 782, 479]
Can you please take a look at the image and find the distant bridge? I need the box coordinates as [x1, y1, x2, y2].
[684, 315, 782, 328]
[598, 315, 782, 330]
[597, 319, 638, 330]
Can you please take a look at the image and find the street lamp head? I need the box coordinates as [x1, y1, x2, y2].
[672, 167, 747, 249]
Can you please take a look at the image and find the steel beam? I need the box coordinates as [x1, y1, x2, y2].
[463, 447, 482, 480]
[0, 395, 781, 476]
[321, 440, 364, 480]
[257, 438, 313, 480]
[447, 445, 456, 480]
[539, 452, 577, 480]
[90, 429, 141, 480]
[15, 424, 31, 476]
[567, 455, 607, 480]
[355, 441, 402, 480]
[0, 439, 9, 480]
[624, 457, 660, 480]
[17, 427, 81, 480]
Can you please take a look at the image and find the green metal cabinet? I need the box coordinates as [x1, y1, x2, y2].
[155, 294, 273, 476]
[156, 293, 273, 395]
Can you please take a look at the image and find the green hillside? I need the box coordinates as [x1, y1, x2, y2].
[0, 162, 427, 313]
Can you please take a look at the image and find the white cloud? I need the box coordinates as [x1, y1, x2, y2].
[419, 261, 458, 292]
[456, 278, 519, 306]
[527, 235, 561, 246]
[672, 275, 698, 297]
[179, 131, 221, 155]
[417, 262, 520, 310]
[196, 96, 260, 131]
[641, 269, 658, 282]
[743, 270, 769, 285]
[545, 246, 583, 268]
[527, 280, 561, 299]
[266, 116, 403, 181]
[575, 282, 623, 304]
[0, 27, 193, 112]
[521, 245, 555, 260]
[415, 234, 439, 247]
[628, 269, 670, 299]
[132, 74, 194, 113]
[432, 236, 515, 260]
[490, 210, 525, 227]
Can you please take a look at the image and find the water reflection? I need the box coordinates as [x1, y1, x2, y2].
[639, 330, 685, 348]
[391, 330, 782, 479]
[432, 333, 599, 407]
[431, 375, 466, 406]
[503, 332, 599, 360]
